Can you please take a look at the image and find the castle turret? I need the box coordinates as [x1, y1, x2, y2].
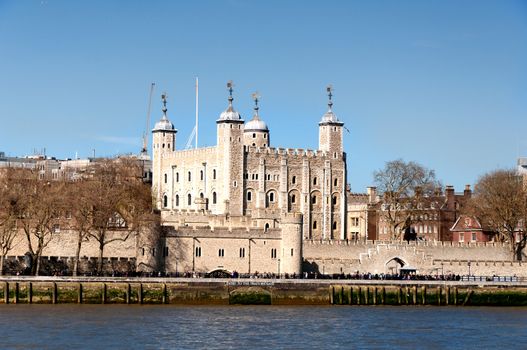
[216, 81, 245, 216]
[243, 93, 270, 148]
[152, 93, 177, 209]
[318, 85, 344, 156]
[280, 212, 303, 275]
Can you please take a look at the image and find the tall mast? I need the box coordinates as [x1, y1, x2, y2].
[195, 77, 199, 149]
[142, 82, 155, 154]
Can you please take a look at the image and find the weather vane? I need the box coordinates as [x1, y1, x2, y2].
[252, 92, 260, 116]
[161, 92, 168, 113]
[326, 84, 333, 109]
[227, 80, 234, 99]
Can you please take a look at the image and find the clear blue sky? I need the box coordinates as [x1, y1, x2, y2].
[1, 0, 526, 192]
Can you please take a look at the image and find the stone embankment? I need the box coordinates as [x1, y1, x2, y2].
[1, 277, 527, 306]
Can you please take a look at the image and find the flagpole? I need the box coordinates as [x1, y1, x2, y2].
[195, 77, 199, 149]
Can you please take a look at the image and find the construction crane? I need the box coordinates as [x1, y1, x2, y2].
[141, 82, 156, 155]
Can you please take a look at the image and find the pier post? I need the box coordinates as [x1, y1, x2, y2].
[454, 287, 458, 305]
[126, 283, 131, 304]
[365, 287, 369, 305]
[446, 287, 450, 305]
[139, 283, 143, 304]
[412, 286, 417, 305]
[14, 283, 19, 304]
[397, 288, 402, 305]
[381, 287, 386, 305]
[373, 287, 377, 305]
[162, 284, 168, 304]
[52, 282, 58, 304]
[357, 287, 361, 305]
[102, 283, 107, 304]
[421, 286, 426, 305]
[437, 287, 442, 306]
[28, 282, 32, 304]
[340, 286, 345, 305]
[4, 282, 9, 304]
[78, 283, 83, 304]
[329, 286, 334, 305]
[405, 287, 409, 305]
[52, 282, 57, 304]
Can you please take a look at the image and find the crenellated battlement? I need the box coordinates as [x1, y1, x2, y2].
[246, 146, 328, 158]
[163, 146, 218, 159]
[302, 239, 509, 248]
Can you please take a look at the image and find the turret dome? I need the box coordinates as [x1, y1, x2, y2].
[244, 92, 268, 131]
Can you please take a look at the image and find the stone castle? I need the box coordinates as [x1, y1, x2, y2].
[150, 84, 346, 276]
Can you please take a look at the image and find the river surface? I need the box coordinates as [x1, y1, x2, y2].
[0, 305, 526, 349]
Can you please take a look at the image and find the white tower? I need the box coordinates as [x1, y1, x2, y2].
[152, 93, 177, 209]
[243, 93, 270, 148]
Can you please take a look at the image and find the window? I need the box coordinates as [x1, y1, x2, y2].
[239, 248, 245, 258]
[334, 178, 338, 186]
[271, 248, 277, 259]
[188, 171, 192, 181]
[200, 193, 204, 199]
[311, 195, 317, 205]
[291, 248, 294, 257]
[152, 248, 156, 256]
[168, 143, 170, 149]
[195, 247, 202, 257]
[252, 133, 256, 138]
[332, 195, 337, 206]
[164, 247, 169, 257]
[459, 233, 464, 242]
[471, 233, 477, 242]
[142, 248, 145, 256]
[176, 172, 179, 182]
[351, 217, 359, 226]
[332, 221, 337, 230]
[269, 192, 275, 202]
[247, 191, 252, 201]
[313, 177, 318, 186]
[187, 194, 192, 206]
[175, 195, 179, 207]
[213, 169, 217, 179]
[163, 195, 168, 208]
[264, 134, 267, 139]
[200, 170, 204, 181]
[265, 223, 270, 232]
[164, 174, 168, 183]
[212, 192, 217, 204]
[291, 194, 296, 204]
[162, 143, 165, 148]
[313, 221, 317, 230]
[218, 248, 225, 257]
[52, 224, 60, 233]
[292, 176, 296, 184]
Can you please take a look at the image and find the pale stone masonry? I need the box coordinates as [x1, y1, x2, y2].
[151, 85, 346, 274]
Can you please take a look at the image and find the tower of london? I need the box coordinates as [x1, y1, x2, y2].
[151, 83, 347, 276]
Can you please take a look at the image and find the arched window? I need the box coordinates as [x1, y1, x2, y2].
[163, 195, 168, 208]
[269, 192, 275, 202]
[200, 192, 204, 199]
[332, 221, 337, 230]
[247, 191, 252, 201]
[175, 195, 179, 207]
[164, 173, 168, 184]
[200, 170, 204, 181]
[332, 195, 337, 206]
[213, 169, 217, 179]
[252, 133, 256, 138]
[176, 172, 179, 182]
[187, 194, 192, 206]
[291, 194, 296, 204]
[212, 192, 217, 204]
[334, 178, 338, 186]
[162, 143, 165, 148]
[313, 177, 318, 186]
[265, 223, 270, 232]
[252, 143, 256, 147]
[188, 171, 192, 181]
[168, 143, 170, 149]
[311, 195, 317, 205]
[313, 221, 317, 230]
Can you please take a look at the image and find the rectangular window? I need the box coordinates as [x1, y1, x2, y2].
[351, 217, 359, 226]
[164, 246, 169, 257]
[471, 233, 477, 242]
[218, 248, 225, 257]
[291, 248, 294, 257]
[195, 247, 202, 257]
[459, 233, 464, 242]
[271, 248, 277, 259]
[239, 248, 245, 258]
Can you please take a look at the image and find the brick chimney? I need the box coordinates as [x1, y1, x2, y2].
[464, 184, 472, 198]
[367, 186, 377, 204]
[445, 185, 455, 210]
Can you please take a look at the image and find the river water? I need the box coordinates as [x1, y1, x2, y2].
[0, 305, 526, 349]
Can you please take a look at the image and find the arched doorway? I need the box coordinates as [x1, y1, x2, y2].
[385, 257, 406, 274]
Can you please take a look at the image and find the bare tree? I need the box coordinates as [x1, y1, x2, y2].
[16, 171, 65, 275]
[468, 169, 527, 260]
[373, 159, 441, 239]
[0, 169, 23, 274]
[65, 179, 93, 276]
[87, 158, 153, 274]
